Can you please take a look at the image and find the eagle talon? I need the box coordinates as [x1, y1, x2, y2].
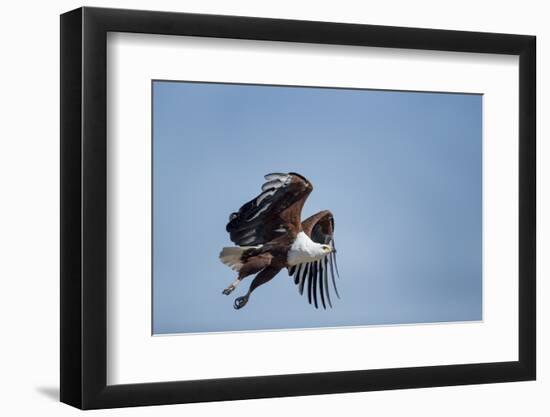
[234, 295, 249, 310]
[222, 285, 235, 295]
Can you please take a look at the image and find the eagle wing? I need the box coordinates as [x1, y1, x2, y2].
[226, 173, 313, 246]
[288, 210, 341, 309]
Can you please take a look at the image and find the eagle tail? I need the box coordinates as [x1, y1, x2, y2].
[219, 246, 259, 271]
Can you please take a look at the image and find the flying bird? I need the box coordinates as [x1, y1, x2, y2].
[219, 173, 340, 310]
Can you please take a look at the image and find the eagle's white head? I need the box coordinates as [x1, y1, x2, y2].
[288, 232, 334, 266]
[308, 242, 334, 261]
[319, 244, 333, 255]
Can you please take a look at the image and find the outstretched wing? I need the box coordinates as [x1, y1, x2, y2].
[288, 210, 341, 309]
[226, 173, 313, 246]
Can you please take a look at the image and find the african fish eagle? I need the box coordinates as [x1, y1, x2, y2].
[219, 173, 340, 309]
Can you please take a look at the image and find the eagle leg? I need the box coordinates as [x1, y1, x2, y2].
[222, 279, 240, 295]
[234, 266, 281, 310]
[223, 254, 273, 297]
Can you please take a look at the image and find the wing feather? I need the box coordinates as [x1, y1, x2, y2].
[226, 173, 313, 246]
[293, 265, 301, 285]
[288, 210, 341, 308]
[318, 260, 326, 309]
[298, 263, 308, 295]
[330, 252, 340, 299]
[323, 256, 332, 308]
[312, 261, 319, 309]
[307, 263, 314, 305]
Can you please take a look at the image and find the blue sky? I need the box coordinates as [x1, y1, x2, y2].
[152, 81, 482, 334]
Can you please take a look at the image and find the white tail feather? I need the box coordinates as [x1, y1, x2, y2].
[219, 246, 260, 272]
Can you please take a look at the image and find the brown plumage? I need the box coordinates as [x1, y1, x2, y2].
[220, 173, 340, 309]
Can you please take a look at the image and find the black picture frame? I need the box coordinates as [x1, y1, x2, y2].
[60, 6, 536, 410]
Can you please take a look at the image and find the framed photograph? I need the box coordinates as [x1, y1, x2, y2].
[60, 6, 536, 409]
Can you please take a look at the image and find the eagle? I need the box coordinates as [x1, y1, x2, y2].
[219, 173, 340, 310]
